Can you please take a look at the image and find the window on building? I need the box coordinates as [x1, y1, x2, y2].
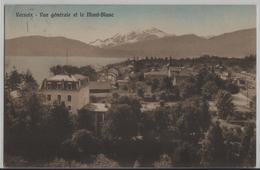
[57, 82, 62, 89]
[68, 95, 72, 102]
[57, 95, 61, 104]
[67, 83, 72, 90]
[47, 83, 52, 90]
[47, 95, 51, 101]
[68, 105, 72, 110]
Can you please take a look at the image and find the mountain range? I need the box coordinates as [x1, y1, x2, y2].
[5, 27, 256, 58]
[89, 28, 170, 48]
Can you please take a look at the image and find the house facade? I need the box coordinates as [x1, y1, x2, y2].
[40, 74, 90, 114]
[144, 66, 191, 86]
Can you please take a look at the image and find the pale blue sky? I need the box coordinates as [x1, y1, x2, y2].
[5, 5, 256, 43]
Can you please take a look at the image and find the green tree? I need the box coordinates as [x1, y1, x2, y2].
[79, 65, 98, 81]
[195, 66, 224, 91]
[4, 91, 49, 160]
[6, 67, 23, 90]
[225, 80, 239, 94]
[60, 138, 78, 167]
[216, 90, 234, 120]
[50, 65, 97, 80]
[76, 108, 95, 131]
[23, 70, 38, 90]
[70, 129, 100, 158]
[224, 128, 243, 167]
[195, 67, 209, 90]
[173, 142, 198, 167]
[200, 122, 226, 167]
[138, 108, 176, 167]
[240, 124, 255, 167]
[116, 96, 142, 119]
[43, 102, 73, 157]
[243, 132, 256, 167]
[102, 104, 138, 141]
[179, 77, 198, 99]
[4, 89, 20, 156]
[102, 96, 142, 166]
[177, 96, 210, 142]
[201, 80, 219, 100]
[4, 70, 75, 161]
[50, 65, 64, 75]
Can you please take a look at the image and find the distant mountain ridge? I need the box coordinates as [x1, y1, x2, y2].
[5, 28, 256, 58]
[5, 36, 99, 56]
[89, 28, 170, 48]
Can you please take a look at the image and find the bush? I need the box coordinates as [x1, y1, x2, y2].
[225, 81, 239, 94]
[216, 90, 234, 120]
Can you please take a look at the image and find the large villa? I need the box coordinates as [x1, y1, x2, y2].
[40, 74, 90, 114]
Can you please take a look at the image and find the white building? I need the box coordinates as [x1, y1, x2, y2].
[40, 74, 90, 114]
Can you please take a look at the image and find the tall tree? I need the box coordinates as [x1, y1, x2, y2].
[179, 77, 198, 99]
[69, 129, 100, 159]
[177, 96, 210, 142]
[201, 80, 219, 100]
[76, 108, 95, 131]
[101, 96, 142, 166]
[102, 104, 138, 141]
[240, 124, 255, 166]
[216, 90, 234, 120]
[43, 102, 73, 157]
[200, 122, 226, 167]
[7, 67, 22, 90]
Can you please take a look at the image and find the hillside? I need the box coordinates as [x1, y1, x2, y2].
[109, 28, 256, 58]
[5, 28, 256, 58]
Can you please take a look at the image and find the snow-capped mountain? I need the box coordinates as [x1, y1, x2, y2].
[89, 27, 170, 48]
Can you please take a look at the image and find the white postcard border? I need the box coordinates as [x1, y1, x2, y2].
[0, 0, 259, 168]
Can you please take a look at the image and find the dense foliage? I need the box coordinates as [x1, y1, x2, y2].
[50, 65, 98, 81]
[4, 55, 256, 167]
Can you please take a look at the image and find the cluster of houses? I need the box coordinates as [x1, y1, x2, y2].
[214, 67, 256, 89]
[7, 59, 254, 136]
[37, 62, 194, 135]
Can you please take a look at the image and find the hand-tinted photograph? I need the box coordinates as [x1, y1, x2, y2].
[4, 4, 256, 168]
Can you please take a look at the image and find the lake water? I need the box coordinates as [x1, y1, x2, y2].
[5, 56, 127, 84]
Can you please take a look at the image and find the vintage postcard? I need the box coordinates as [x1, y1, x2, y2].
[3, 2, 257, 168]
